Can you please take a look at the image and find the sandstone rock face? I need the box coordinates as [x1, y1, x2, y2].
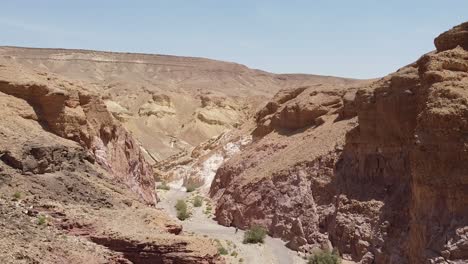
[409, 43, 468, 263]
[434, 22, 468, 52]
[0, 63, 156, 205]
[253, 85, 348, 137]
[210, 22, 468, 263]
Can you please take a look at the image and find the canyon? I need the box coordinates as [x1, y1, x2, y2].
[0, 22, 467, 264]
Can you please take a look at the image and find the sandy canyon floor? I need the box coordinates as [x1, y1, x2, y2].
[156, 187, 307, 264]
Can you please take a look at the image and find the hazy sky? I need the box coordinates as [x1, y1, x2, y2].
[0, 0, 466, 78]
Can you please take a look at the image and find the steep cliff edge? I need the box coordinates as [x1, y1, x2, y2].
[409, 23, 468, 263]
[210, 22, 468, 263]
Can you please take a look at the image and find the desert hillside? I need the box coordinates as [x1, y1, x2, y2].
[0, 47, 364, 162]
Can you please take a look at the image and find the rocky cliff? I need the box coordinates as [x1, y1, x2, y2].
[210, 22, 468, 263]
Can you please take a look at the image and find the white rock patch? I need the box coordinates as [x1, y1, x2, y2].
[198, 135, 252, 190]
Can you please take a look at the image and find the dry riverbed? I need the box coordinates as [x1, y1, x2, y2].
[156, 188, 307, 264]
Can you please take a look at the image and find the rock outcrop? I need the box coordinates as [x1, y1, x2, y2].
[409, 33, 468, 263]
[57, 206, 223, 264]
[434, 22, 468, 52]
[253, 85, 350, 136]
[210, 22, 468, 263]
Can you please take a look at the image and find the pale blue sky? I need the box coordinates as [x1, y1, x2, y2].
[0, 0, 466, 78]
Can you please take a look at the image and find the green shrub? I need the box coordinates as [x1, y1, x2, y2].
[175, 200, 187, 211]
[204, 204, 212, 215]
[243, 225, 267, 244]
[12, 191, 21, 200]
[177, 210, 190, 221]
[175, 200, 190, 220]
[193, 196, 203, 207]
[231, 251, 238, 257]
[218, 246, 228, 255]
[37, 215, 47, 225]
[308, 250, 341, 264]
[186, 185, 196, 193]
[156, 182, 170, 190]
[239, 258, 244, 263]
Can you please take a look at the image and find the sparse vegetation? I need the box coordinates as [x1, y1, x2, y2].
[156, 182, 170, 190]
[231, 251, 238, 257]
[239, 258, 244, 263]
[175, 200, 190, 220]
[243, 225, 267, 244]
[193, 196, 203, 207]
[12, 191, 21, 200]
[213, 239, 229, 255]
[218, 245, 228, 255]
[186, 185, 196, 192]
[206, 204, 212, 210]
[204, 204, 212, 215]
[308, 250, 341, 264]
[175, 200, 187, 211]
[177, 208, 190, 220]
[37, 215, 47, 225]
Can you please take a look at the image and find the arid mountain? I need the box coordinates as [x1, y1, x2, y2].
[0, 46, 363, 162]
[207, 22, 468, 263]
